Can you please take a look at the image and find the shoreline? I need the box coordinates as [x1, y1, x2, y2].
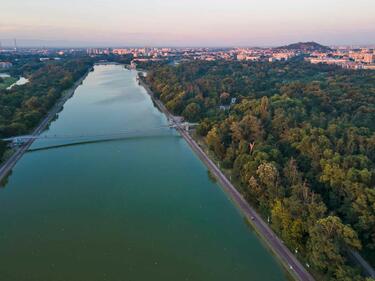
[0, 69, 92, 183]
[138, 75, 315, 281]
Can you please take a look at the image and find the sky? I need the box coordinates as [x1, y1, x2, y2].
[1, 0, 375, 47]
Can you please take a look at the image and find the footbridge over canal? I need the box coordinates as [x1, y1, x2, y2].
[2, 121, 198, 151]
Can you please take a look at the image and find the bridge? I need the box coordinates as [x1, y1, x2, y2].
[2, 121, 198, 149]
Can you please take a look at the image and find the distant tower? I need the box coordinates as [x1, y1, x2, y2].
[14, 38, 18, 52]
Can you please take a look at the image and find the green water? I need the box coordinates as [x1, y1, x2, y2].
[0, 65, 288, 281]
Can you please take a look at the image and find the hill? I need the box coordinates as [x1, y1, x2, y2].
[275, 41, 332, 52]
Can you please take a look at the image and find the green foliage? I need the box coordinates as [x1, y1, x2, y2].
[182, 102, 201, 122]
[146, 60, 375, 280]
[308, 216, 362, 279]
[0, 140, 7, 161]
[0, 58, 93, 139]
[0, 77, 17, 90]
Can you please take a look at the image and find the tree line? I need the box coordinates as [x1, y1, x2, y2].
[145, 60, 375, 281]
[0, 57, 94, 163]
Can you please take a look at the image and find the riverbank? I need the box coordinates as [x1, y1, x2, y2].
[138, 78, 173, 119]
[0, 64, 292, 281]
[138, 75, 315, 281]
[0, 69, 92, 183]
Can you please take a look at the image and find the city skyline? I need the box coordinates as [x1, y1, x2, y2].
[1, 0, 375, 47]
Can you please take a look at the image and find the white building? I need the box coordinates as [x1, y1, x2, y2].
[0, 62, 12, 69]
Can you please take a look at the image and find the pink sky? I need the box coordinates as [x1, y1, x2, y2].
[1, 0, 374, 47]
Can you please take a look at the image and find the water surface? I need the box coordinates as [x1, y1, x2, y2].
[0, 65, 288, 281]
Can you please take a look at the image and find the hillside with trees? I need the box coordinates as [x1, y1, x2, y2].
[145, 60, 375, 280]
[275, 41, 333, 52]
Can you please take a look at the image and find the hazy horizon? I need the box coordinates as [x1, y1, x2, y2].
[1, 0, 375, 47]
[1, 39, 375, 49]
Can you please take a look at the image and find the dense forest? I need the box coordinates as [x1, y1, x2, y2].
[145, 60, 375, 280]
[0, 57, 93, 162]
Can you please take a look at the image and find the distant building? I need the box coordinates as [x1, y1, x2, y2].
[0, 61, 12, 69]
[306, 47, 375, 70]
[363, 64, 375, 70]
[363, 54, 375, 64]
[271, 52, 295, 61]
[308, 57, 347, 65]
[237, 54, 260, 61]
[112, 49, 130, 55]
[349, 52, 375, 63]
[86, 48, 111, 56]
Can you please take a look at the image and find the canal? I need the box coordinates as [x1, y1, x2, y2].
[0, 64, 288, 281]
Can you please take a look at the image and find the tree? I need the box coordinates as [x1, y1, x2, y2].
[271, 199, 304, 251]
[256, 162, 282, 201]
[195, 118, 212, 136]
[206, 127, 225, 159]
[220, 92, 231, 105]
[239, 114, 264, 143]
[144, 59, 375, 279]
[308, 216, 361, 276]
[182, 102, 201, 122]
[259, 96, 270, 121]
[0, 57, 93, 165]
[0, 140, 7, 161]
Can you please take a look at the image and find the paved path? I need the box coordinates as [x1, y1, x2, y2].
[350, 250, 375, 278]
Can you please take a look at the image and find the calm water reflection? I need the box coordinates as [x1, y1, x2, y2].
[0, 65, 288, 281]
